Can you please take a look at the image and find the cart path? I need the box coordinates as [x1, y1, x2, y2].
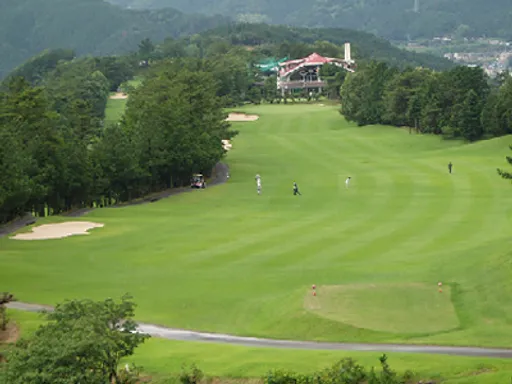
[7, 302, 512, 358]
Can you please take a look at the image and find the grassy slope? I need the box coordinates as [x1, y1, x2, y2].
[104, 78, 140, 125]
[104, 99, 128, 125]
[1, 105, 512, 351]
[6, 309, 512, 383]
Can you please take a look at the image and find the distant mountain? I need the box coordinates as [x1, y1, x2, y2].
[107, 0, 512, 41]
[0, 0, 229, 78]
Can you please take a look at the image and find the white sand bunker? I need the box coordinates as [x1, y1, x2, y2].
[12, 222, 104, 240]
[109, 92, 128, 100]
[222, 139, 232, 151]
[226, 113, 259, 122]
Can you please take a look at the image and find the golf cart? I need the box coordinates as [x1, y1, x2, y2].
[191, 174, 206, 189]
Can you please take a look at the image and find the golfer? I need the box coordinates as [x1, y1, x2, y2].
[345, 176, 351, 188]
[293, 182, 301, 195]
[255, 174, 262, 195]
[448, 162, 453, 174]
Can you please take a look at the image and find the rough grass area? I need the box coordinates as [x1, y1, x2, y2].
[1, 105, 512, 351]
[304, 284, 459, 334]
[104, 98, 127, 126]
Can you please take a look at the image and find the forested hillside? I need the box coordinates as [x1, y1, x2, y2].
[196, 24, 453, 70]
[0, 0, 228, 79]
[108, 0, 512, 41]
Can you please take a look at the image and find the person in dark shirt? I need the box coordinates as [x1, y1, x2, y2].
[293, 182, 301, 196]
[448, 162, 453, 174]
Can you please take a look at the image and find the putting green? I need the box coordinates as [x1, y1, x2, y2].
[304, 284, 459, 334]
[1, 104, 512, 348]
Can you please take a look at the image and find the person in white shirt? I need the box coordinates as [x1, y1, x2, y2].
[345, 176, 351, 188]
[255, 174, 261, 195]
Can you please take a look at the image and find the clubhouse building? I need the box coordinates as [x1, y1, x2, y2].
[276, 42, 356, 95]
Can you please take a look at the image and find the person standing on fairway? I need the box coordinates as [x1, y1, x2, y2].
[293, 182, 301, 196]
[448, 162, 453, 174]
[345, 176, 351, 188]
[255, 174, 262, 195]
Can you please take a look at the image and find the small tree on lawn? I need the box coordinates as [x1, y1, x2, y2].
[4, 294, 149, 384]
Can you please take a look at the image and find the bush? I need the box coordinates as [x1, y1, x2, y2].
[180, 364, 204, 384]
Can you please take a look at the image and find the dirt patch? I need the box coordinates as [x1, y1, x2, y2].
[226, 113, 259, 122]
[11, 221, 104, 240]
[0, 322, 19, 344]
[110, 92, 128, 100]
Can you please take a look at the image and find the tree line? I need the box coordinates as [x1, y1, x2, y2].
[340, 63, 512, 142]
[0, 51, 235, 225]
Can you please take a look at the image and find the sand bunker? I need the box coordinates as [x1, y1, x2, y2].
[109, 92, 128, 100]
[12, 222, 104, 240]
[222, 139, 232, 151]
[226, 113, 259, 122]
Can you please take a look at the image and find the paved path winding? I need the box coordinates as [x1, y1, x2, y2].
[8, 302, 512, 358]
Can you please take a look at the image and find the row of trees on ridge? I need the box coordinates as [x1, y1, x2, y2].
[341, 63, 512, 142]
[0, 49, 235, 224]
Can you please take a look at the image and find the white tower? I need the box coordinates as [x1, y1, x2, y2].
[414, 0, 419, 13]
[344, 42, 352, 62]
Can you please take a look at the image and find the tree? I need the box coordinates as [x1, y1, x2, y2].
[340, 61, 395, 126]
[93, 123, 145, 202]
[263, 75, 278, 103]
[0, 293, 15, 331]
[138, 38, 155, 60]
[124, 60, 237, 188]
[498, 146, 512, 181]
[407, 94, 422, 133]
[319, 63, 347, 100]
[4, 295, 149, 384]
[382, 68, 427, 126]
[459, 89, 483, 141]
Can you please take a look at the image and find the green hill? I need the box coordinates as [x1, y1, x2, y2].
[197, 24, 454, 70]
[0, 0, 228, 78]
[108, 0, 512, 41]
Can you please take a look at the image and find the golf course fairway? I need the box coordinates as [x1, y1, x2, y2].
[2, 104, 512, 353]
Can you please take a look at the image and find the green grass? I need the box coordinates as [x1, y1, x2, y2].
[5, 309, 512, 383]
[304, 284, 459, 334]
[132, 339, 512, 383]
[104, 98, 127, 125]
[1, 104, 512, 352]
[104, 76, 142, 125]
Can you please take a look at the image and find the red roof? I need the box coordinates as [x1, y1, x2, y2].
[303, 53, 331, 64]
[280, 53, 331, 67]
[279, 53, 345, 76]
